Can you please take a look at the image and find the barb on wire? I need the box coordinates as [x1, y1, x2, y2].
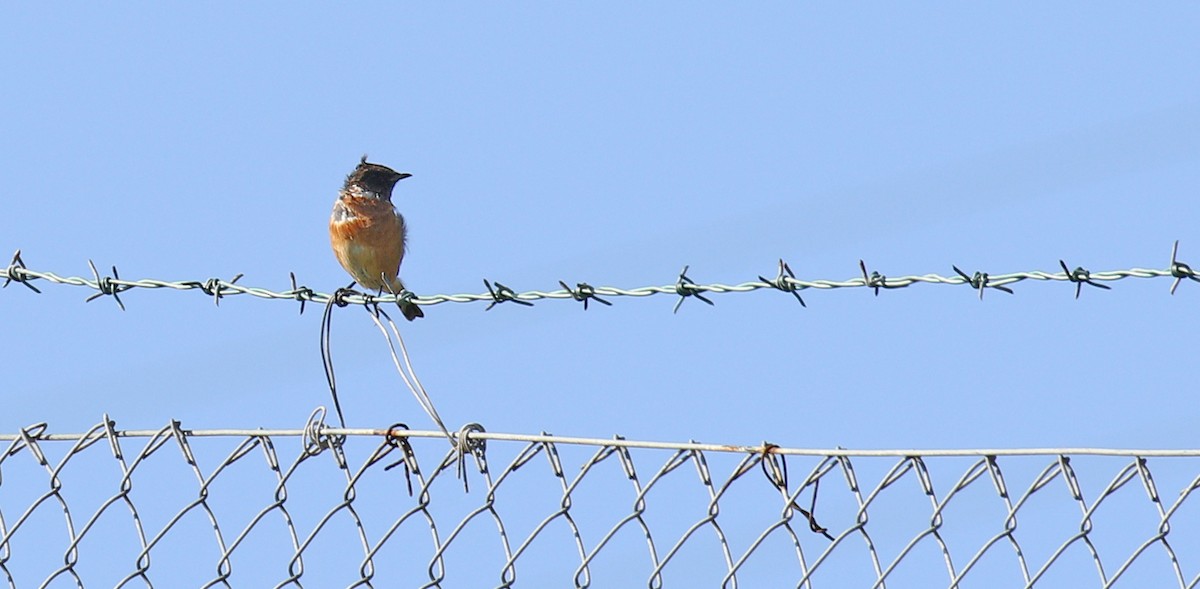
[758, 259, 806, 307]
[673, 265, 714, 313]
[288, 271, 313, 315]
[1059, 260, 1111, 299]
[3, 250, 41, 293]
[953, 265, 1014, 300]
[484, 279, 533, 310]
[859, 259, 896, 296]
[559, 280, 611, 310]
[0, 242, 1189, 311]
[1169, 240, 1198, 295]
[197, 273, 244, 307]
[83, 260, 131, 310]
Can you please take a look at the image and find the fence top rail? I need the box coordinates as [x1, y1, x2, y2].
[4, 424, 1199, 457]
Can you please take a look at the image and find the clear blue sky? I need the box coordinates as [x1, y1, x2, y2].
[2, 4, 1198, 587]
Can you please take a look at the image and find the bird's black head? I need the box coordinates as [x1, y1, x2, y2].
[344, 155, 411, 200]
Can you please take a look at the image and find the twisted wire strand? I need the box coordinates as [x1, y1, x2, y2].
[2, 241, 1196, 311]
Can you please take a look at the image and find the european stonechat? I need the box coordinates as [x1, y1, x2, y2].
[329, 156, 424, 320]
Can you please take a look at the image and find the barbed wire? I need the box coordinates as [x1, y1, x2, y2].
[2, 241, 1196, 313]
[2, 414, 1199, 588]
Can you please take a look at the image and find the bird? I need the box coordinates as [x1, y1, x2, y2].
[329, 156, 425, 320]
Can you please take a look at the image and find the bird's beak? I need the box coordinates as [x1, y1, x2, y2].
[396, 173, 413, 181]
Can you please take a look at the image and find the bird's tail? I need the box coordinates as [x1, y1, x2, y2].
[400, 299, 424, 321]
[388, 278, 425, 321]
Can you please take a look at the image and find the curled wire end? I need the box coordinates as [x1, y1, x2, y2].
[673, 265, 714, 313]
[83, 260, 130, 311]
[289, 272, 313, 315]
[484, 279, 533, 311]
[16, 422, 50, 443]
[758, 442, 834, 541]
[455, 422, 488, 493]
[383, 423, 413, 462]
[1169, 240, 1198, 295]
[952, 265, 1014, 300]
[457, 422, 487, 456]
[559, 280, 611, 310]
[759, 443, 785, 490]
[3, 250, 41, 293]
[330, 284, 359, 308]
[1058, 260, 1111, 299]
[302, 406, 344, 456]
[382, 423, 417, 496]
[758, 258, 806, 307]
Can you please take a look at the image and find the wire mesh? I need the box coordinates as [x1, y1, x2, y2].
[2, 417, 1197, 588]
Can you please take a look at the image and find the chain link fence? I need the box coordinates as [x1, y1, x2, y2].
[2, 416, 1197, 588]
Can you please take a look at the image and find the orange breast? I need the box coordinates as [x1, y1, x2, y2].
[329, 195, 407, 291]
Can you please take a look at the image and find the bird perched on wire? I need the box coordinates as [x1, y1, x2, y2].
[329, 156, 425, 320]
